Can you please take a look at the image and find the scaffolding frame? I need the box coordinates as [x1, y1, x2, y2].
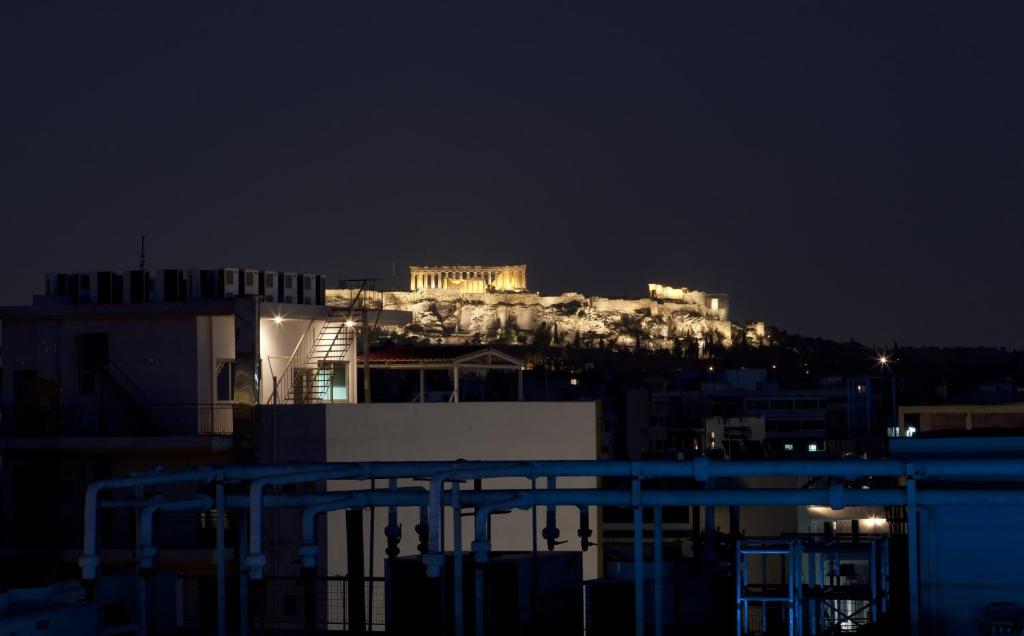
[736, 535, 890, 636]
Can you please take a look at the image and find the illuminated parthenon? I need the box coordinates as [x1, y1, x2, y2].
[409, 264, 527, 293]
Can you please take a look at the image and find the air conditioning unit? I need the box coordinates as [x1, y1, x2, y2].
[189, 269, 229, 300]
[315, 275, 327, 305]
[73, 272, 96, 304]
[300, 274, 316, 305]
[151, 269, 188, 302]
[259, 271, 278, 302]
[241, 269, 259, 296]
[222, 268, 240, 298]
[45, 273, 68, 297]
[125, 270, 150, 303]
[94, 271, 124, 304]
[279, 272, 297, 304]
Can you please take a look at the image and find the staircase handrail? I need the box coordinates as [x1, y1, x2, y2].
[270, 318, 318, 404]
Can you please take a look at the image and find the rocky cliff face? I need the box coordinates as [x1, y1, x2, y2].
[329, 289, 765, 351]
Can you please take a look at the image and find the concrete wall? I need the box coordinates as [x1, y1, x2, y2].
[323, 402, 601, 579]
[0, 315, 202, 407]
[919, 505, 1024, 635]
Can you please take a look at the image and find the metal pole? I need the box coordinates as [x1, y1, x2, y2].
[793, 541, 802, 636]
[216, 481, 226, 636]
[137, 572, 149, 636]
[240, 512, 250, 636]
[907, 471, 920, 636]
[531, 478, 538, 556]
[870, 539, 878, 622]
[788, 542, 795, 636]
[633, 478, 645, 636]
[362, 306, 371, 403]
[808, 550, 817, 636]
[653, 505, 663, 636]
[881, 538, 890, 614]
[367, 480, 375, 632]
[453, 482, 464, 636]
[735, 542, 742, 636]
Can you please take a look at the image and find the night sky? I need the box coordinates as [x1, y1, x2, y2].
[2, 3, 1022, 348]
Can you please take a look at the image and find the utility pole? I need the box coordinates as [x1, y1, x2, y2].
[362, 295, 371, 403]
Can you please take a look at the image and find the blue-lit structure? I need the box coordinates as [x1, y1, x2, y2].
[63, 457, 1024, 636]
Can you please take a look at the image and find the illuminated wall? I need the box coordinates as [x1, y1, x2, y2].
[324, 401, 600, 580]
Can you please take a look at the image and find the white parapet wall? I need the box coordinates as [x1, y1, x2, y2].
[323, 401, 601, 580]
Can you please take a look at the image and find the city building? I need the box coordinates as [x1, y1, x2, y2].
[0, 266, 600, 633]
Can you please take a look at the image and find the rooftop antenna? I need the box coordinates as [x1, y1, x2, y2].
[139, 235, 146, 270]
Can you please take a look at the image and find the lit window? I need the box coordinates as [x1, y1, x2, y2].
[807, 443, 819, 452]
[906, 426, 917, 437]
[317, 363, 348, 402]
[570, 378, 579, 386]
[784, 443, 794, 451]
[711, 298, 719, 311]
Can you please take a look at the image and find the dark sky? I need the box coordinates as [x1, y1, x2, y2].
[2, 2, 1022, 348]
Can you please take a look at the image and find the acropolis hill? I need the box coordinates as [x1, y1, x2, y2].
[327, 264, 766, 351]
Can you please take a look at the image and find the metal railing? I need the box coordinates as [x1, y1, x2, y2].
[0, 403, 253, 438]
[81, 458, 1024, 636]
[182, 574, 386, 632]
[270, 280, 370, 404]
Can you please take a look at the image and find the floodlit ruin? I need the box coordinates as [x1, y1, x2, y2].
[328, 265, 766, 351]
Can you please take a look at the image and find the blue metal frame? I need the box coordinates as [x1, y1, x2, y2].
[78, 458, 1024, 636]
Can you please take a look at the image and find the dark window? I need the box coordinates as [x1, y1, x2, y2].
[216, 361, 235, 401]
[245, 271, 254, 286]
[225, 270, 235, 285]
[80, 371, 96, 395]
[285, 276, 293, 289]
[78, 333, 109, 367]
[283, 595, 298, 617]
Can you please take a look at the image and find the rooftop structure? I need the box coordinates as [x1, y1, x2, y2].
[44, 268, 329, 306]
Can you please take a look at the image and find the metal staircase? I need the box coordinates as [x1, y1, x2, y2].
[270, 279, 380, 404]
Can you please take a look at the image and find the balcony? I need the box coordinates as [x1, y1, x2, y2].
[0, 404, 255, 449]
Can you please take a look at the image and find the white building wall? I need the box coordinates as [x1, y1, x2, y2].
[323, 402, 600, 580]
[196, 315, 235, 433]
